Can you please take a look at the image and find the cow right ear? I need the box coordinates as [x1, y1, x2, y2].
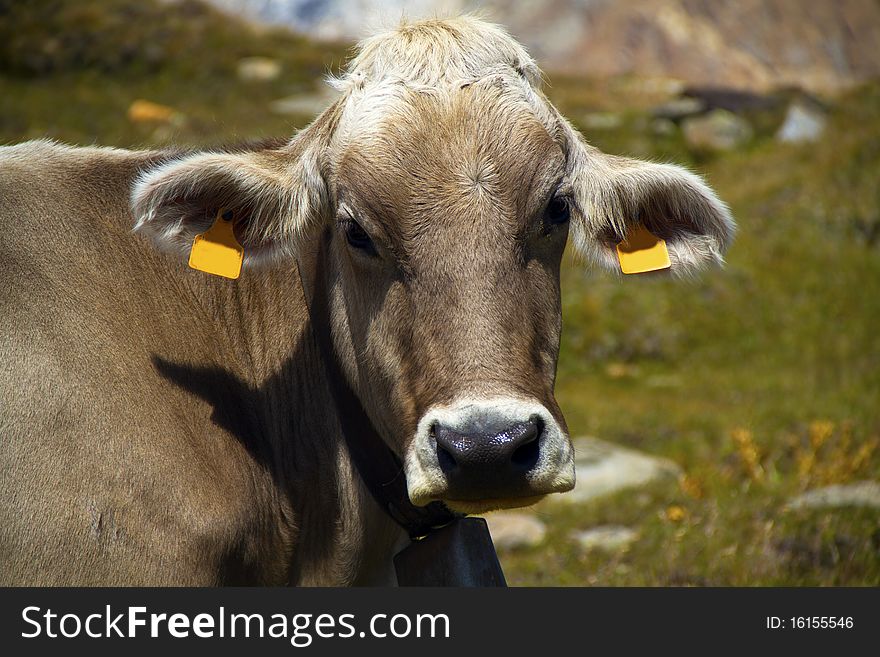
[131, 131, 330, 267]
[558, 116, 735, 275]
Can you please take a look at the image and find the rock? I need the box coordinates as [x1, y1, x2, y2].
[127, 99, 184, 126]
[580, 112, 623, 130]
[682, 109, 753, 151]
[557, 436, 682, 505]
[786, 481, 880, 510]
[682, 86, 781, 114]
[237, 57, 282, 82]
[776, 101, 827, 143]
[625, 77, 686, 97]
[644, 374, 683, 389]
[485, 512, 547, 550]
[570, 525, 638, 551]
[651, 118, 678, 136]
[653, 97, 705, 122]
[605, 362, 638, 379]
[270, 87, 340, 117]
[149, 125, 176, 144]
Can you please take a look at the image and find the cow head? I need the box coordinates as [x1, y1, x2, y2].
[132, 17, 734, 514]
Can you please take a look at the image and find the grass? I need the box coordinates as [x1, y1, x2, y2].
[506, 81, 880, 586]
[2, 0, 878, 586]
[0, 0, 349, 147]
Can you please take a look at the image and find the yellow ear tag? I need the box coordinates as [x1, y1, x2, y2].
[188, 209, 244, 280]
[616, 225, 671, 275]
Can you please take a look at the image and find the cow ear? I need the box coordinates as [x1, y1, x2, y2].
[131, 125, 331, 267]
[564, 124, 735, 274]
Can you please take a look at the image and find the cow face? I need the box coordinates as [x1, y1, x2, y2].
[318, 83, 575, 512]
[132, 17, 734, 514]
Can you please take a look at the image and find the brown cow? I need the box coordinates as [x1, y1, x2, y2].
[0, 16, 734, 585]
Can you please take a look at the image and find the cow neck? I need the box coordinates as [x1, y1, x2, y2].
[303, 239, 459, 540]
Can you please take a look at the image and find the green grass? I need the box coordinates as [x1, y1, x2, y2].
[0, 0, 349, 147]
[505, 81, 880, 586]
[2, 0, 878, 585]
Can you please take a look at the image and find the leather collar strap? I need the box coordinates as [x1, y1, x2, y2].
[308, 246, 460, 539]
[322, 355, 459, 539]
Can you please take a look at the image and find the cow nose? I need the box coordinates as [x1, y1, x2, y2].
[433, 417, 543, 480]
[405, 398, 576, 508]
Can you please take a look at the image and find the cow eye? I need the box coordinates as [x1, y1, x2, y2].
[342, 218, 376, 256]
[544, 195, 571, 230]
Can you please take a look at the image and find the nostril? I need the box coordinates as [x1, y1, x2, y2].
[510, 416, 542, 470]
[436, 444, 458, 474]
[511, 439, 540, 469]
[433, 422, 462, 474]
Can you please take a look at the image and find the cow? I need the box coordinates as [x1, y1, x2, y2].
[0, 16, 734, 585]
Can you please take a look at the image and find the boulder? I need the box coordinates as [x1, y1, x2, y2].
[776, 101, 827, 143]
[681, 86, 781, 114]
[651, 118, 678, 136]
[580, 112, 624, 130]
[786, 481, 880, 510]
[653, 96, 705, 122]
[557, 436, 682, 505]
[237, 57, 282, 82]
[682, 109, 753, 151]
[485, 512, 547, 550]
[270, 87, 340, 117]
[570, 525, 638, 551]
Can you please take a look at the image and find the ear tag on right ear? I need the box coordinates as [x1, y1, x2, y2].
[616, 225, 671, 274]
[188, 209, 244, 279]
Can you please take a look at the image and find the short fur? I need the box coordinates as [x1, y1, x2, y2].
[0, 16, 733, 585]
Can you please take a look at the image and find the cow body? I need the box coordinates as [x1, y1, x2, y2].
[0, 17, 733, 585]
[0, 142, 404, 585]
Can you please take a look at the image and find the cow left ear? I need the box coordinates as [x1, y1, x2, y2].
[564, 124, 735, 274]
[132, 105, 339, 267]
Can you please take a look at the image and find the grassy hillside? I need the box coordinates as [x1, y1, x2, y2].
[2, 0, 878, 585]
[0, 0, 348, 146]
[514, 82, 880, 585]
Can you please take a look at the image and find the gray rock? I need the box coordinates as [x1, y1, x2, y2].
[485, 512, 547, 550]
[776, 102, 826, 143]
[651, 118, 678, 136]
[270, 87, 340, 117]
[557, 436, 682, 504]
[682, 109, 753, 151]
[237, 57, 282, 82]
[580, 112, 623, 130]
[786, 481, 880, 510]
[653, 96, 706, 121]
[570, 525, 638, 551]
[683, 87, 781, 114]
[628, 77, 686, 97]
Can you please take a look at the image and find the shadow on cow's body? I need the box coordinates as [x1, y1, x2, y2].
[0, 140, 404, 583]
[0, 16, 734, 586]
[146, 238, 410, 586]
[149, 350, 395, 586]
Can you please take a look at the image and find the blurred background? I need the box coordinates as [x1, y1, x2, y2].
[1, 0, 878, 585]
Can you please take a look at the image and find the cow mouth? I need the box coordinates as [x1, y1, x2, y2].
[441, 495, 548, 515]
[406, 475, 574, 511]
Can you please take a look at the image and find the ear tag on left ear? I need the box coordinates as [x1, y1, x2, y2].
[616, 225, 671, 274]
[188, 209, 244, 279]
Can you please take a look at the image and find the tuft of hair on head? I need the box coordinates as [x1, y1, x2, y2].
[328, 14, 542, 94]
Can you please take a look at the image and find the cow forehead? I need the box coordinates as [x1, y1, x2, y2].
[336, 72, 558, 151]
[332, 81, 566, 241]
